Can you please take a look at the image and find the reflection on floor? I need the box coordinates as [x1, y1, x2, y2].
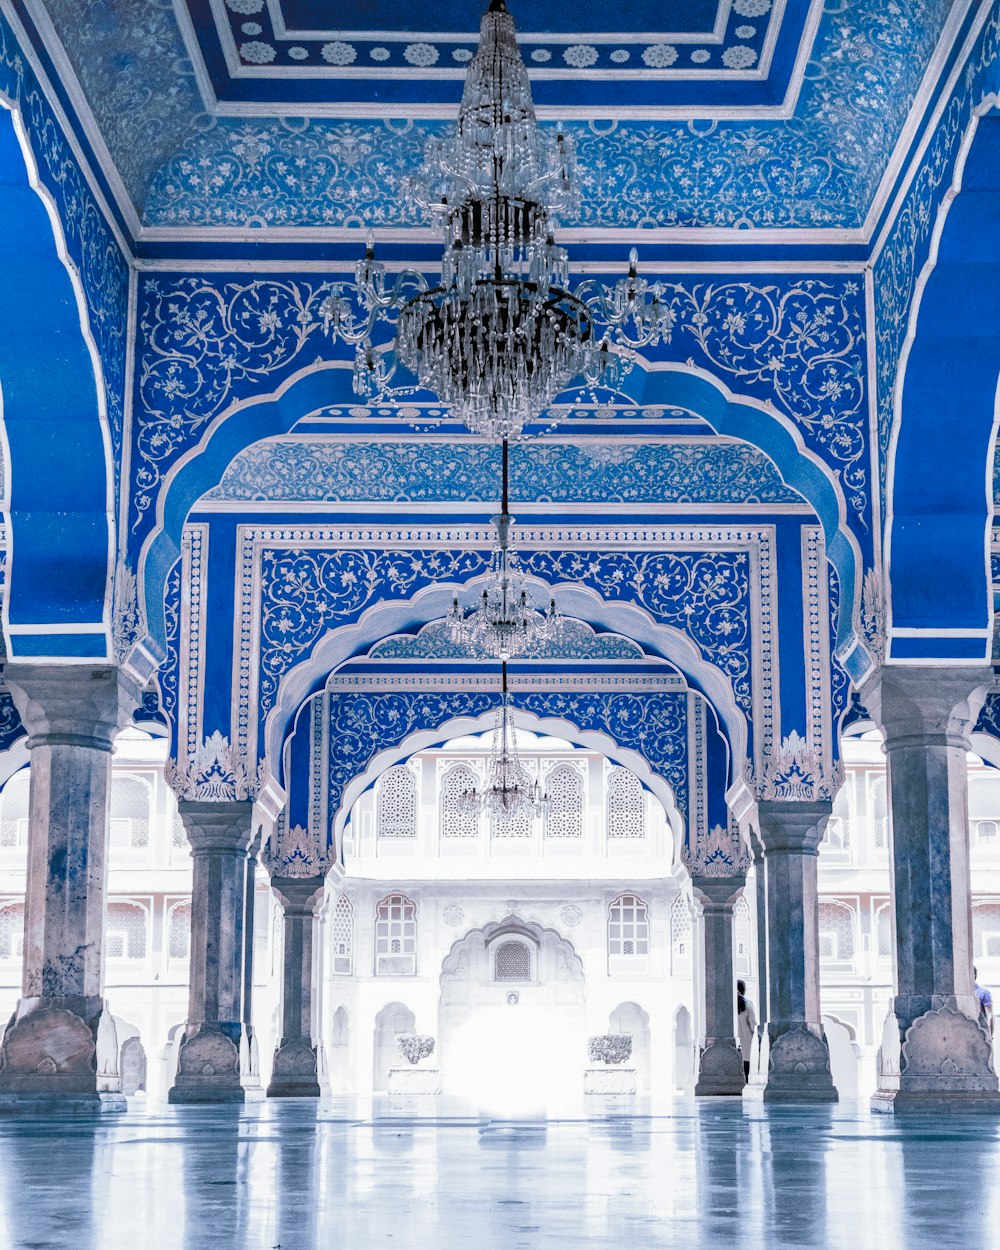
[0, 1097, 998, 1249]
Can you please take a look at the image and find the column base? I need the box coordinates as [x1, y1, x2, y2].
[754, 1022, 838, 1103]
[168, 1026, 245, 1104]
[694, 1039, 746, 1096]
[871, 1003, 1000, 1112]
[266, 1039, 321, 1099]
[0, 999, 122, 1104]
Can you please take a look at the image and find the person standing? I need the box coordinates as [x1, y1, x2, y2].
[736, 979, 757, 1082]
[975, 966, 994, 1039]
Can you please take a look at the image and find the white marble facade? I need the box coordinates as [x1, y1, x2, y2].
[2, 725, 1000, 1101]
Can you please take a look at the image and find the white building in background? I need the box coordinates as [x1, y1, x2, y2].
[1, 725, 999, 1102]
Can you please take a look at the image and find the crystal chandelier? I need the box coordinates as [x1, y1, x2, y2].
[322, 0, 673, 440]
[458, 663, 547, 820]
[449, 439, 561, 658]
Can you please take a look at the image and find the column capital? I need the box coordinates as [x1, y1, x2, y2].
[177, 800, 254, 854]
[3, 664, 141, 749]
[755, 799, 831, 856]
[691, 876, 746, 910]
[271, 875, 325, 914]
[860, 664, 994, 752]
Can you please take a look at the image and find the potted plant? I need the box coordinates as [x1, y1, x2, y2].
[584, 1034, 637, 1095]
[387, 1033, 441, 1095]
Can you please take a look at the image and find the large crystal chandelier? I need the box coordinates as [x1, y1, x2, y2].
[459, 663, 547, 820]
[322, 0, 672, 440]
[449, 439, 561, 658]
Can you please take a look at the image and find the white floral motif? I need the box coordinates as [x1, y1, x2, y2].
[564, 45, 598, 68]
[735, 26, 757, 39]
[370, 47, 390, 61]
[642, 44, 679, 68]
[443, 905, 465, 928]
[262, 817, 331, 879]
[240, 41, 276, 64]
[226, 0, 264, 12]
[751, 731, 842, 803]
[404, 42, 438, 66]
[683, 821, 752, 878]
[165, 731, 264, 802]
[610, 49, 630, 63]
[288, 46, 308, 60]
[734, 0, 771, 15]
[241, 23, 262, 36]
[690, 49, 711, 63]
[321, 41, 356, 66]
[452, 49, 473, 62]
[530, 49, 551, 62]
[722, 45, 758, 69]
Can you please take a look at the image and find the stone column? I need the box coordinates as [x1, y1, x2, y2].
[169, 800, 253, 1104]
[752, 838, 768, 1025]
[239, 842, 261, 1090]
[862, 666, 1000, 1111]
[692, 876, 747, 1095]
[755, 800, 837, 1102]
[0, 664, 138, 1110]
[267, 876, 325, 1098]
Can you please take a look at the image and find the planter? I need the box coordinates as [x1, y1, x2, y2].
[387, 1066, 442, 1095]
[584, 1066, 637, 1095]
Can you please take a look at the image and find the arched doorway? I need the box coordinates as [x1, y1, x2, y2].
[610, 1002, 651, 1092]
[373, 1003, 415, 1092]
[330, 1006, 350, 1092]
[120, 1035, 147, 1096]
[673, 1006, 695, 1094]
[439, 916, 586, 1106]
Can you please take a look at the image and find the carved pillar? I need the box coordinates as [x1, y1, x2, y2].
[752, 837, 768, 1027]
[862, 666, 1000, 1111]
[0, 664, 138, 1109]
[692, 876, 746, 1096]
[169, 800, 254, 1104]
[240, 840, 261, 1090]
[267, 876, 325, 1098]
[754, 800, 837, 1102]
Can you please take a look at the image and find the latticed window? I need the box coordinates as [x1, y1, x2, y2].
[872, 778, 889, 851]
[823, 785, 851, 855]
[733, 896, 753, 976]
[0, 771, 29, 848]
[973, 903, 1000, 959]
[332, 894, 354, 975]
[493, 939, 532, 982]
[544, 765, 583, 838]
[375, 893, 417, 974]
[876, 903, 893, 958]
[608, 894, 649, 957]
[377, 767, 417, 838]
[110, 776, 151, 849]
[607, 769, 645, 839]
[167, 902, 191, 960]
[106, 901, 148, 960]
[671, 894, 693, 970]
[818, 901, 856, 962]
[491, 806, 533, 838]
[171, 808, 188, 849]
[0, 903, 24, 960]
[440, 766, 479, 838]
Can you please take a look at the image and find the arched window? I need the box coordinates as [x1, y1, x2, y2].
[671, 894, 693, 974]
[607, 769, 645, 839]
[871, 777, 889, 852]
[171, 808, 188, 849]
[544, 765, 583, 838]
[440, 766, 479, 838]
[818, 901, 856, 963]
[0, 902, 24, 960]
[377, 767, 417, 839]
[492, 939, 533, 982]
[106, 901, 148, 960]
[973, 903, 1000, 960]
[608, 893, 649, 959]
[110, 776, 151, 849]
[733, 896, 753, 977]
[0, 771, 30, 848]
[977, 821, 999, 847]
[375, 893, 417, 975]
[875, 902, 893, 959]
[167, 902, 191, 960]
[332, 894, 354, 975]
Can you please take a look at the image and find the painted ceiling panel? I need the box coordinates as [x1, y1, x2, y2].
[32, 0, 954, 231]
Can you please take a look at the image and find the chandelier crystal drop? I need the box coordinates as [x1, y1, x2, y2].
[457, 663, 548, 821]
[324, 0, 673, 440]
[449, 440, 562, 659]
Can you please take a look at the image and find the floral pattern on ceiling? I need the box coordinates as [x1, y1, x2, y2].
[39, 0, 950, 229]
[201, 438, 803, 507]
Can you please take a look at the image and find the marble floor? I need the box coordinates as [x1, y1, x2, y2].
[0, 1097, 996, 1250]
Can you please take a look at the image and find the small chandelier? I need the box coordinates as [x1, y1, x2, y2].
[323, 0, 672, 440]
[458, 663, 547, 820]
[449, 439, 561, 659]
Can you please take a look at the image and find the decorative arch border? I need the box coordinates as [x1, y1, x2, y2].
[440, 914, 584, 987]
[884, 98, 1000, 662]
[132, 355, 863, 676]
[0, 99, 115, 659]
